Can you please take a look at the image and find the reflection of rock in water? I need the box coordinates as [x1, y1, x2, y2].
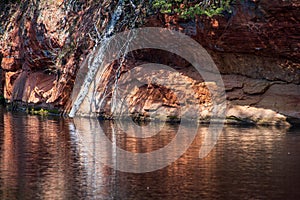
[70, 118, 300, 199]
[72, 117, 203, 173]
[0, 113, 87, 199]
[1, 113, 300, 199]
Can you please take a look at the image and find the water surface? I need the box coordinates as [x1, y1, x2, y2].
[0, 108, 300, 199]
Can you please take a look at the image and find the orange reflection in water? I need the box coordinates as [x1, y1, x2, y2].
[0, 112, 88, 199]
[0, 112, 299, 200]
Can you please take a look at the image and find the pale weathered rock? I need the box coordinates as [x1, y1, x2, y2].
[226, 105, 289, 126]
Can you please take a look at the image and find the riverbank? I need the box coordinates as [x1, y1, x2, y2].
[1, 102, 298, 127]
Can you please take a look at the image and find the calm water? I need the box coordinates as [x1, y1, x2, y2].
[0, 108, 300, 200]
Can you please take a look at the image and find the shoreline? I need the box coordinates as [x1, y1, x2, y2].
[1, 102, 299, 127]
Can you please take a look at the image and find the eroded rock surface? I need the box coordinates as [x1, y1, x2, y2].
[0, 0, 299, 125]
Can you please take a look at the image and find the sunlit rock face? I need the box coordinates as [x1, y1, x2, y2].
[78, 59, 214, 122]
[0, 0, 299, 125]
[142, 0, 300, 125]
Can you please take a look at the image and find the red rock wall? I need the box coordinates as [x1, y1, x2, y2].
[143, 0, 300, 124]
[0, 0, 299, 124]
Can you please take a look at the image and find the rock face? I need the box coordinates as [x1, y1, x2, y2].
[0, 0, 299, 125]
[0, 0, 72, 110]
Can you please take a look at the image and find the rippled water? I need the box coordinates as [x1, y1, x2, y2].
[0, 108, 300, 199]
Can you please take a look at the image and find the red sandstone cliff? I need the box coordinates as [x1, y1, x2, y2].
[0, 0, 299, 125]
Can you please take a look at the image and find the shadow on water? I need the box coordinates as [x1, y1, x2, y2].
[0, 110, 300, 199]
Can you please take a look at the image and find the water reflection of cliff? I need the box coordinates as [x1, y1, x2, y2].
[73, 117, 300, 199]
[0, 111, 87, 200]
[1, 113, 300, 199]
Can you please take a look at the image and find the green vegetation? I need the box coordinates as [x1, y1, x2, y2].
[27, 108, 49, 116]
[5, 101, 61, 115]
[152, 0, 234, 19]
[166, 115, 180, 123]
[26, 107, 61, 116]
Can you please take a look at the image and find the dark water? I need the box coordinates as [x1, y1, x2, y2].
[1, 109, 300, 200]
